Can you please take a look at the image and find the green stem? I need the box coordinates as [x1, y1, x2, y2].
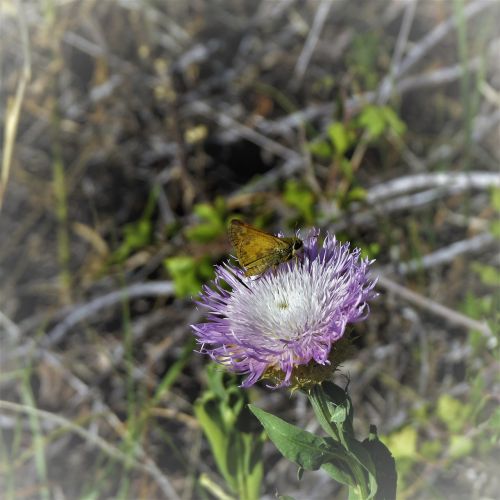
[307, 383, 371, 499]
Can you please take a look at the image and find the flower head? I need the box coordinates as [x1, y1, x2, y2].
[192, 229, 377, 388]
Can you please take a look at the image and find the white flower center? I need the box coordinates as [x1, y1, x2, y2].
[227, 261, 337, 344]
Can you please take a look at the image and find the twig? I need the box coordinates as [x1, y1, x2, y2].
[0, 400, 181, 500]
[293, 0, 334, 85]
[376, 274, 493, 339]
[190, 101, 300, 162]
[332, 186, 466, 232]
[3, 348, 185, 499]
[391, 0, 418, 71]
[43, 281, 174, 348]
[365, 171, 500, 203]
[393, 0, 498, 79]
[378, 0, 418, 103]
[0, 309, 21, 341]
[396, 58, 481, 94]
[330, 171, 499, 232]
[257, 59, 484, 139]
[394, 233, 496, 275]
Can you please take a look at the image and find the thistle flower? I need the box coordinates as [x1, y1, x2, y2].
[192, 230, 377, 388]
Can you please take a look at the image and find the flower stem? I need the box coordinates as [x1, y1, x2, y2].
[307, 382, 372, 499]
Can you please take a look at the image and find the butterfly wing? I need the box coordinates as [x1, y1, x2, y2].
[228, 220, 293, 276]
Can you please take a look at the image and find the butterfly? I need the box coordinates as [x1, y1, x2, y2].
[228, 219, 303, 276]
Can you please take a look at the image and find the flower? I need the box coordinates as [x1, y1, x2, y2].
[192, 229, 377, 388]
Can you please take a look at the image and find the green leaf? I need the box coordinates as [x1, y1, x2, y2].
[283, 180, 316, 224]
[195, 384, 264, 500]
[249, 405, 345, 471]
[448, 435, 473, 459]
[327, 122, 354, 157]
[380, 106, 406, 136]
[357, 105, 405, 140]
[239, 432, 264, 500]
[491, 187, 500, 212]
[309, 139, 333, 160]
[358, 106, 386, 139]
[110, 219, 153, 263]
[321, 462, 356, 488]
[322, 382, 354, 431]
[362, 426, 397, 500]
[384, 426, 417, 459]
[186, 198, 227, 243]
[437, 395, 469, 433]
[346, 186, 367, 202]
[109, 186, 159, 264]
[471, 262, 500, 287]
[164, 256, 202, 298]
[194, 395, 237, 492]
[420, 440, 442, 459]
[491, 219, 500, 238]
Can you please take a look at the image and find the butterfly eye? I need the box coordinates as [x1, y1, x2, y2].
[293, 240, 303, 250]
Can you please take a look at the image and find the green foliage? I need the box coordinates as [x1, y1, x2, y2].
[115, 219, 152, 262]
[347, 33, 382, 90]
[251, 383, 397, 500]
[490, 187, 500, 212]
[345, 185, 368, 203]
[250, 405, 356, 486]
[185, 197, 227, 242]
[490, 219, 500, 238]
[164, 255, 213, 298]
[462, 287, 498, 352]
[420, 440, 442, 460]
[308, 104, 405, 213]
[356, 105, 406, 140]
[359, 242, 380, 260]
[382, 426, 417, 460]
[328, 122, 356, 158]
[309, 121, 356, 162]
[489, 188, 500, 238]
[487, 407, 500, 443]
[471, 262, 500, 287]
[110, 187, 158, 264]
[283, 179, 316, 225]
[309, 138, 332, 160]
[448, 435, 474, 459]
[436, 394, 470, 434]
[194, 367, 264, 500]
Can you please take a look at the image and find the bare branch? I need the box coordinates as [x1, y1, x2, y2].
[394, 233, 497, 275]
[366, 171, 500, 203]
[376, 274, 494, 340]
[43, 281, 175, 348]
[393, 0, 498, 79]
[293, 0, 335, 85]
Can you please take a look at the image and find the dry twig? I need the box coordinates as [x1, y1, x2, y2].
[376, 274, 494, 340]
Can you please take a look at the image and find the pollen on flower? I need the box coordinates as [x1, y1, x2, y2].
[277, 300, 288, 310]
[191, 229, 377, 388]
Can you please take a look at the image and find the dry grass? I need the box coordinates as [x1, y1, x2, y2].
[1, 1, 499, 499]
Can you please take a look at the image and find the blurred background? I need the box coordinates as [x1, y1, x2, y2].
[1, 0, 499, 498]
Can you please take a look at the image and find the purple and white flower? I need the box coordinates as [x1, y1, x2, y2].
[192, 230, 377, 388]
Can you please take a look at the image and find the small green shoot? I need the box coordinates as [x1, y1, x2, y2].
[164, 255, 214, 298]
[185, 197, 227, 243]
[284, 179, 316, 225]
[195, 366, 264, 500]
